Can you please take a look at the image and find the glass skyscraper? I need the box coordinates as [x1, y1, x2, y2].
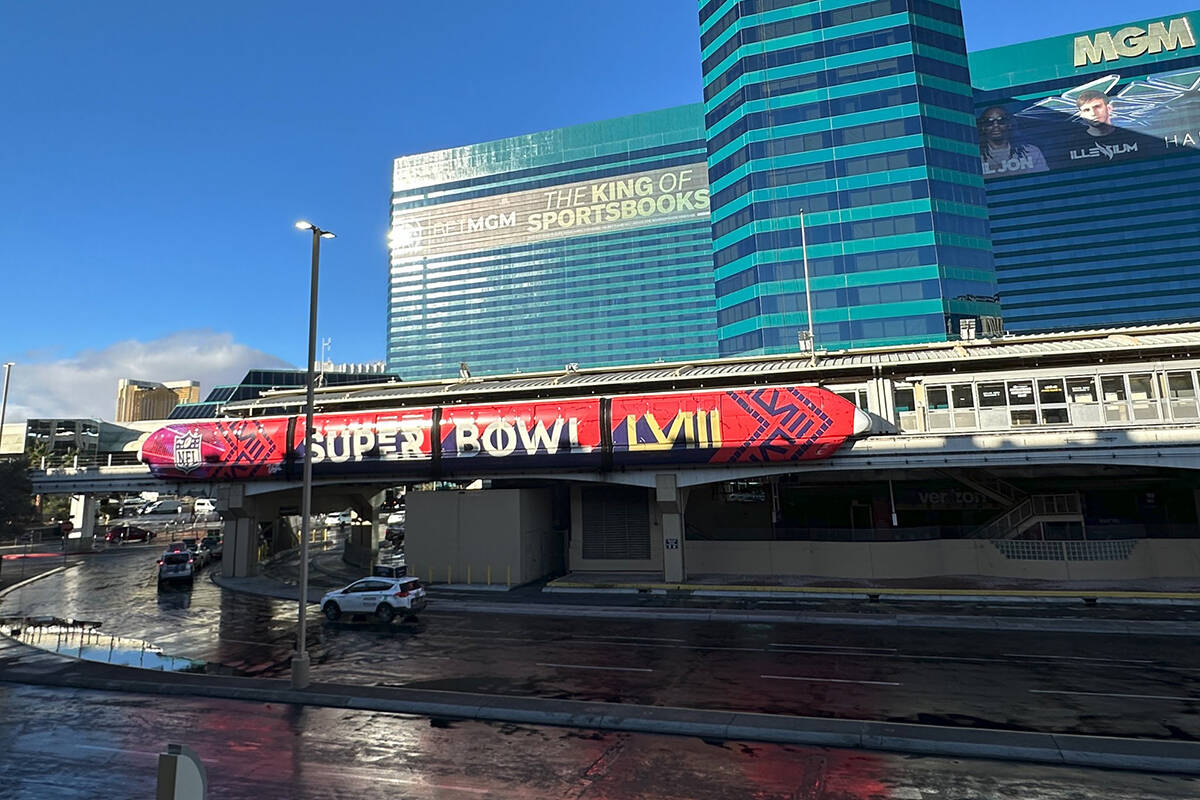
[699, 0, 1000, 356]
[970, 10, 1200, 331]
[387, 106, 717, 380]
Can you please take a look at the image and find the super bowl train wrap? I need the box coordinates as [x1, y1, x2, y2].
[139, 386, 867, 480]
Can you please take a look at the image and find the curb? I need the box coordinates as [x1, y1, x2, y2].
[209, 570, 1200, 636]
[0, 564, 74, 599]
[547, 581, 1200, 605]
[1, 656, 1197, 775]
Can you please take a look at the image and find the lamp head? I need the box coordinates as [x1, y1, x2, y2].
[295, 220, 314, 231]
[319, 231, 336, 239]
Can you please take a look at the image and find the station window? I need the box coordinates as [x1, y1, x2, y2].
[1101, 376, 1129, 423]
[1066, 377, 1098, 403]
[925, 385, 951, 430]
[1166, 372, 1199, 420]
[893, 386, 920, 431]
[1006, 381, 1035, 406]
[1129, 374, 1161, 421]
[978, 383, 1005, 407]
[951, 384, 976, 429]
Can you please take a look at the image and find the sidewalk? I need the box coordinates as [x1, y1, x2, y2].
[212, 546, 1200, 637]
[4, 549, 1200, 775]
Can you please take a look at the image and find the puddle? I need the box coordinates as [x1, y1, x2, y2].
[2, 617, 205, 672]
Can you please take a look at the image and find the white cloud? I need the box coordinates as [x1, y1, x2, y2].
[1, 331, 295, 422]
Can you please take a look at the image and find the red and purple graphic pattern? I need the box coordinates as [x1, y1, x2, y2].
[139, 386, 867, 480]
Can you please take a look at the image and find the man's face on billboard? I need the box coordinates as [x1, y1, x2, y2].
[979, 112, 1012, 144]
[1078, 97, 1112, 126]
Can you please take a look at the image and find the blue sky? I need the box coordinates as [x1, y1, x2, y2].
[1, 1, 1193, 420]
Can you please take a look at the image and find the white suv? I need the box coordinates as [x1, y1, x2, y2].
[320, 576, 427, 623]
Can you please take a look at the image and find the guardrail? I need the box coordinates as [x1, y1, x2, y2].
[27, 453, 142, 469]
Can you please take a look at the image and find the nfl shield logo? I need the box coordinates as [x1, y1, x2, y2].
[174, 430, 203, 473]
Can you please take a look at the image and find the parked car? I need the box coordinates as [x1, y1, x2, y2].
[140, 500, 186, 519]
[104, 524, 156, 543]
[118, 498, 146, 518]
[201, 534, 222, 560]
[320, 576, 427, 623]
[157, 550, 195, 586]
[193, 498, 219, 519]
[323, 510, 354, 527]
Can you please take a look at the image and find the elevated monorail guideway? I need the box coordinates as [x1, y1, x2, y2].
[138, 386, 872, 481]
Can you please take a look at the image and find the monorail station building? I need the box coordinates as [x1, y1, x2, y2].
[112, 323, 1200, 587]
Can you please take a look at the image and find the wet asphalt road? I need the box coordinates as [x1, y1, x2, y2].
[3, 683, 1198, 800]
[2, 546, 1199, 741]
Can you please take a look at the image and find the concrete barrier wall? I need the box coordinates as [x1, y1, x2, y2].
[407, 489, 559, 586]
[686, 538, 1200, 580]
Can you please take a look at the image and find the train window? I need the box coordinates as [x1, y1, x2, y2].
[835, 389, 869, 408]
[978, 382, 1005, 407]
[1066, 377, 1097, 403]
[1166, 372, 1200, 420]
[1006, 381, 1035, 406]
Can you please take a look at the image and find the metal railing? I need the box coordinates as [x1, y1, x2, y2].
[31, 452, 143, 470]
[970, 493, 1082, 540]
[992, 539, 1138, 562]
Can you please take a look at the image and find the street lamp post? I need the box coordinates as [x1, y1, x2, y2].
[292, 220, 335, 690]
[798, 212, 816, 366]
[0, 362, 13, 453]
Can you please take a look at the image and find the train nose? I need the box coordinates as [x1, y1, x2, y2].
[852, 407, 874, 437]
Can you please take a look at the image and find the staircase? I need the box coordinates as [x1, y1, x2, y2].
[969, 493, 1084, 539]
[941, 470, 1085, 539]
[938, 469, 1025, 506]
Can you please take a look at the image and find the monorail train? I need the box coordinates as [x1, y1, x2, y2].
[139, 385, 873, 481]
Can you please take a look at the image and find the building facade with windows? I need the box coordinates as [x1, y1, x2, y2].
[387, 106, 718, 380]
[115, 379, 200, 423]
[699, 0, 1000, 356]
[384, 4, 1200, 381]
[970, 10, 1200, 331]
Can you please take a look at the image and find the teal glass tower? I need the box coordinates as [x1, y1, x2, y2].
[699, 0, 1001, 355]
[388, 106, 718, 380]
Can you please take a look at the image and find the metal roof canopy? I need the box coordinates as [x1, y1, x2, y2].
[223, 322, 1200, 417]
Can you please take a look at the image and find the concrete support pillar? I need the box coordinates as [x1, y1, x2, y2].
[65, 494, 97, 553]
[656, 474, 685, 583]
[222, 517, 256, 578]
[343, 490, 387, 569]
[216, 484, 259, 578]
